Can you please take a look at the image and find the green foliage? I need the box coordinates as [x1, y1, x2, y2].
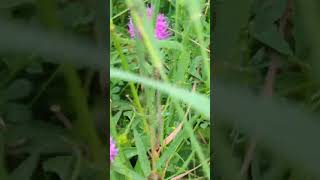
[215, 0, 320, 180]
[0, 0, 107, 179]
[111, 0, 210, 179]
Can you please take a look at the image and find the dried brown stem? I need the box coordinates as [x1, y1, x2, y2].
[240, 0, 292, 176]
[171, 160, 210, 180]
[156, 81, 198, 154]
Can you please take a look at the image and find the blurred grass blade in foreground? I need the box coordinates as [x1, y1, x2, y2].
[0, 18, 102, 69]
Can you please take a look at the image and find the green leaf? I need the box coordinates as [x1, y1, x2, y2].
[253, 0, 287, 23]
[5, 121, 71, 154]
[251, 25, 293, 55]
[157, 40, 183, 50]
[214, 0, 253, 61]
[175, 51, 190, 84]
[112, 161, 145, 180]
[156, 131, 184, 169]
[10, 152, 40, 180]
[5, 79, 32, 100]
[43, 156, 73, 180]
[133, 129, 151, 177]
[5, 103, 32, 122]
[252, 47, 266, 64]
[123, 147, 138, 159]
[133, 161, 145, 177]
[79, 160, 104, 180]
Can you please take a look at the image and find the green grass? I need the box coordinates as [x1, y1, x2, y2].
[4, 0, 320, 180]
[110, 0, 210, 179]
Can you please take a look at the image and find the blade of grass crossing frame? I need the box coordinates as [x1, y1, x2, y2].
[110, 68, 210, 118]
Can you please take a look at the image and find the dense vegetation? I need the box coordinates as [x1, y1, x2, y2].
[6, 0, 320, 179]
[110, 0, 210, 179]
[0, 0, 211, 179]
[214, 0, 320, 180]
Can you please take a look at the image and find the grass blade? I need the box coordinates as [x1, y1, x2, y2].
[110, 68, 210, 118]
[133, 129, 152, 177]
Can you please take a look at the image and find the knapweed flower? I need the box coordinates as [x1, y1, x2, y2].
[128, 6, 170, 40]
[110, 136, 118, 162]
[128, 17, 136, 38]
[155, 14, 170, 40]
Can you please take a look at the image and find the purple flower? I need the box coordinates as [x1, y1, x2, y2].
[155, 14, 170, 40]
[128, 6, 170, 40]
[128, 18, 135, 38]
[110, 136, 118, 162]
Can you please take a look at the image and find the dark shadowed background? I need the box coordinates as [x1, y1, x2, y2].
[214, 0, 320, 179]
[0, 0, 108, 179]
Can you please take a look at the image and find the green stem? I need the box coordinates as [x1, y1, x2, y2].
[62, 64, 104, 162]
[110, 22, 149, 132]
[29, 65, 62, 106]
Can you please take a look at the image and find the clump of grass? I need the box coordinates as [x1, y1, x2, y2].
[110, 0, 210, 179]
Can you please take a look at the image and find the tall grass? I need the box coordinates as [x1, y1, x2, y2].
[110, 0, 210, 179]
[3, 0, 320, 180]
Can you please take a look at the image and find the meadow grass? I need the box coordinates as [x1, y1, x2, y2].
[3, 0, 320, 180]
[110, 0, 210, 179]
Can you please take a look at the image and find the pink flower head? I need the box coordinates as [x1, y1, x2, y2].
[110, 136, 118, 162]
[155, 14, 171, 40]
[128, 6, 170, 40]
[128, 6, 152, 38]
[128, 17, 135, 38]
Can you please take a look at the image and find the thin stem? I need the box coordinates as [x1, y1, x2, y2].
[29, 65, 62, 106]
[111, 22, 149, 132]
